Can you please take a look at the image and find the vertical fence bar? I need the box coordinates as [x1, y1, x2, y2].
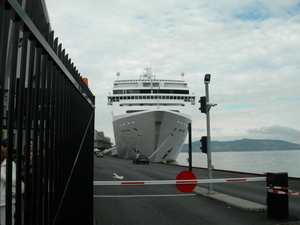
[15, 25, 30, 225]
[6, 11, 21, 224]
[0, 2, 9, 142]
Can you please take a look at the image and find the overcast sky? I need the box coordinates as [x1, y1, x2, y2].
[45, 0, 300, 145]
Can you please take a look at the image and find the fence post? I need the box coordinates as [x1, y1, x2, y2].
[266, 172, 289, 219]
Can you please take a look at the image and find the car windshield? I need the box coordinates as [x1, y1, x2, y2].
[139, 154, 147, 158]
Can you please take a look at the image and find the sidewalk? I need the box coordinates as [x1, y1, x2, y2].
[193, 186, 267, 212]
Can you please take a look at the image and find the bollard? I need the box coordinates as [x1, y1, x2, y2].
[266, 172, 289, 219]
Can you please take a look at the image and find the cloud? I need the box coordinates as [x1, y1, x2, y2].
[45, 0, 300, 144]
[248, 125, 300, 144]
[224, 105, 253, 110]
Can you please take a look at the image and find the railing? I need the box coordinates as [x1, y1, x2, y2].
[1, 0, 95, 224]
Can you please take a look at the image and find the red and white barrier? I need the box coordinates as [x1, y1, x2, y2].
[94, 176, 300, 196]
[267, 186, 300, 196]
[94, 177, 265, 186]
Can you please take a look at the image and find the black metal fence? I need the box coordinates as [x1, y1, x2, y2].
[1, 0, 95, 224]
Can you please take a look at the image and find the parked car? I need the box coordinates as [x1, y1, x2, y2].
[96, 152, 103, 158]
[110, 150, 118, 157]
[133, 154, 149, 164]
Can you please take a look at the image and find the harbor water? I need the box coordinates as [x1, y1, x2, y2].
[172, 150, 300, 178]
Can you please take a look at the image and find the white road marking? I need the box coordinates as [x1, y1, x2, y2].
[112, 173, 124, 180]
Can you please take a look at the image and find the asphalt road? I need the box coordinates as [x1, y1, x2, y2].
[93, 156, 300, 225]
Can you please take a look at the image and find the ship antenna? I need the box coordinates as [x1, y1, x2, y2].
[116, 72, 120, 80]
[181, 72, 185, 80]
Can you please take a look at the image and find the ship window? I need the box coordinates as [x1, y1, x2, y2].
[140, 89, 151, 94]
[113, 90, 123, 94]
[139, 96, 142, 99]
[135, 96, 138, 99]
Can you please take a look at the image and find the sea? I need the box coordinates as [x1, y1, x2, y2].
[171, 150, 300, 178]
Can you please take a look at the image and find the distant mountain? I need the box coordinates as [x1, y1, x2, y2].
[181, 138, 300, 152]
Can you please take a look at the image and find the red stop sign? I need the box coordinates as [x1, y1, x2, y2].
[176, 171, 197, 193]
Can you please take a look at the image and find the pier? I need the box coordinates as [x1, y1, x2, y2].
[94, 156, 300, 224]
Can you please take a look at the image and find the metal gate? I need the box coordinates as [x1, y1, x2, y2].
[1, 0, 95, 224]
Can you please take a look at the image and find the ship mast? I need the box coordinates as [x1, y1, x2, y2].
[140, 67, 155, 80]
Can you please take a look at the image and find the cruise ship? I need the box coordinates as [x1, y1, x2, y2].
[107, 68, 196, 162]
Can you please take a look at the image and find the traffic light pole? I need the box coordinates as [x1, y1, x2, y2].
[199, 74, 215, 194]
[205, 80, 214, 194]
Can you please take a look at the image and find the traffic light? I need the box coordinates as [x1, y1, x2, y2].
[200, 136, 207, 154]
[199, 96, 206, 114]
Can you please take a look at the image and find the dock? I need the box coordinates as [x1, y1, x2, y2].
[93, 156, 300, 224]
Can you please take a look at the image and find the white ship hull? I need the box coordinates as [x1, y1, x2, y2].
[113, 110, 191, 162]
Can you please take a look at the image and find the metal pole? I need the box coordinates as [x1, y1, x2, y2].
[188, 123, 192, 171]
[205, 83, 213, 194]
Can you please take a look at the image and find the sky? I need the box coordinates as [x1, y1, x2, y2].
[45, 0, 300, 145]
